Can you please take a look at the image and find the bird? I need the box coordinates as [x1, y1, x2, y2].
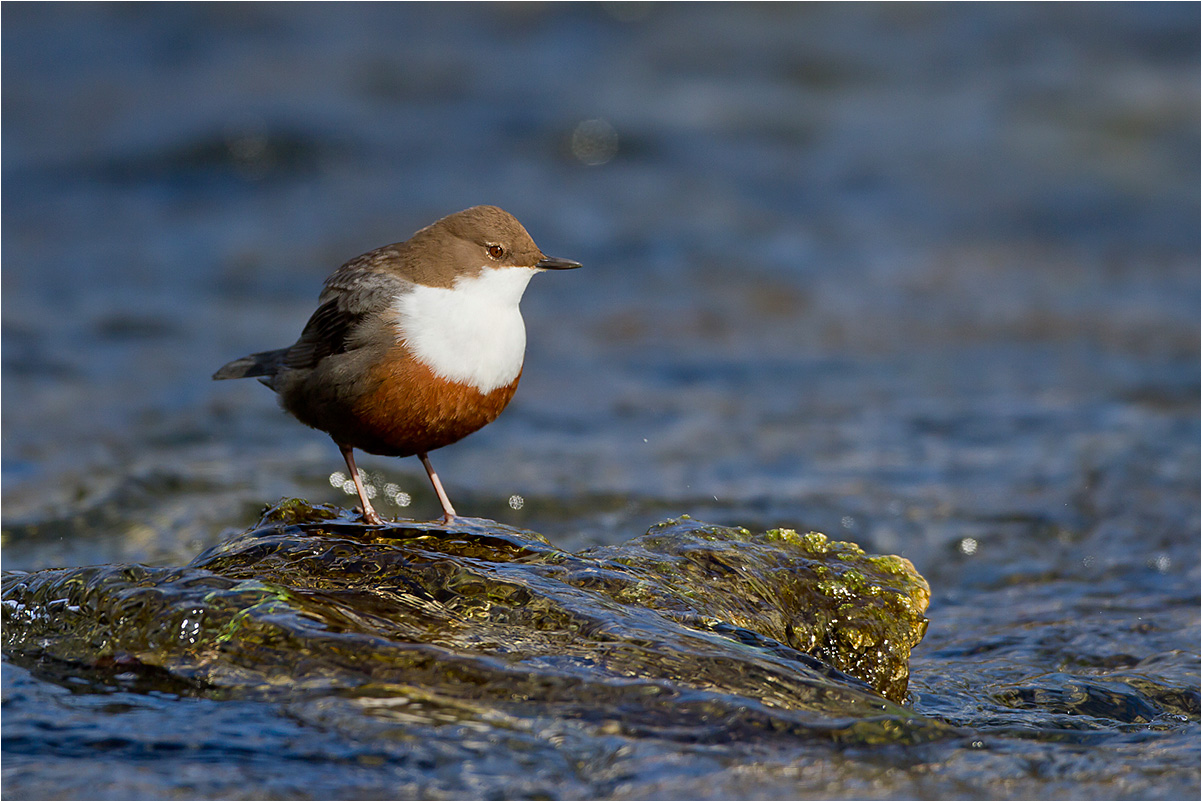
[213, 205, 580, 525]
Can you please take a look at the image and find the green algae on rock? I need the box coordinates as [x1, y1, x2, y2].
[578, 518, 930, 703]
[2, 500, 944, 745]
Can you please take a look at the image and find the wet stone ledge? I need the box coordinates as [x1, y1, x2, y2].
[2, 499, 946, 744]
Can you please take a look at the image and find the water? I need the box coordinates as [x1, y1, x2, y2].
[2, 4, 1198, 799]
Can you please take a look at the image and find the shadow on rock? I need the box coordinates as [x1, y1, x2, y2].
[2, 499, 951, 745]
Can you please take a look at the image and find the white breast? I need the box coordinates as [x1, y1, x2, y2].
[391, 266, 535, 393]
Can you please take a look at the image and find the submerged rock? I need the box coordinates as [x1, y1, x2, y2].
[2, 500, 945, 744]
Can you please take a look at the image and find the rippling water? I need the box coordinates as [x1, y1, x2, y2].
[3, 4, 1198, 799]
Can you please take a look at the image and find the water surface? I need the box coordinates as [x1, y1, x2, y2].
[2, 4, 1198, 799]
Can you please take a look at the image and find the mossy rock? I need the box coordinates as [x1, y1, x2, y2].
[2, 500, 945, 744]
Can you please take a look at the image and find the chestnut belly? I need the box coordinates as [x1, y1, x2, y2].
[342, 355, 521, 457]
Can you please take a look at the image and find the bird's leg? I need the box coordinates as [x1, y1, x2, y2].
[418, 452, 458, 524]
[339, 444, 384, 525]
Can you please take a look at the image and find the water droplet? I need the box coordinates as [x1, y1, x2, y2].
[570, 118, 619, 166]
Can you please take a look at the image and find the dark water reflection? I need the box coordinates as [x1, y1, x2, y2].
[3, 3, 1198, 799]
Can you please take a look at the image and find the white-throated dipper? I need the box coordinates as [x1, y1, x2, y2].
[213, 205, 581, 525]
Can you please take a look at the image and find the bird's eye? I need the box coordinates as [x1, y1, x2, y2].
[487, 244, 505, 259]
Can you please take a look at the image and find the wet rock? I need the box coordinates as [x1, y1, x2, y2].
[2, 500, 945, 744]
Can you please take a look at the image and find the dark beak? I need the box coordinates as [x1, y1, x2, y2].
[536, 256, 582, 270]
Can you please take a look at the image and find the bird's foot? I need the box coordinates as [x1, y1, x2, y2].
[356, 507, 385, 526]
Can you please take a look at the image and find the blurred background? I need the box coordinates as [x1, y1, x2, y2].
[0, 3, 1195, 577]
[3, 4, 1198, 798]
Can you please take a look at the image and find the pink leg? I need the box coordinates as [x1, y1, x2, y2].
[418, 452, 458, 524]
[339, 444, 384, 525]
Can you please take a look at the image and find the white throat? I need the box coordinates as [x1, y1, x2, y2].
[391, 266, 534, 393]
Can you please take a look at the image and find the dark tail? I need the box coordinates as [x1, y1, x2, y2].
[213, 349, 288, 381]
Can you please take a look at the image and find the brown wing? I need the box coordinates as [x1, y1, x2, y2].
[283, 248, 409, 371]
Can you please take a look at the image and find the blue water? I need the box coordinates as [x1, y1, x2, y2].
[3, 4, 1198, 799]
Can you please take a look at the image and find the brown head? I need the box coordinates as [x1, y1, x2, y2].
[392, 205, 580, 288]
